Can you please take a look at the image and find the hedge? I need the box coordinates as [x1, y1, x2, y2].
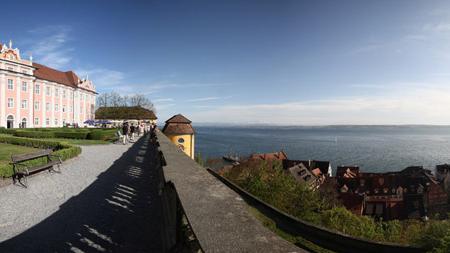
[87, 129, 117, 140]
[14, 130, 56, 138]
[54, 131, 89, 139]
[0, 127, 18, 135]
[0, 127, 117, 141]
[0, 135, 81, 178]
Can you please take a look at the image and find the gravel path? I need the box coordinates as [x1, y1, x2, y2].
[0, 135, 164, 252]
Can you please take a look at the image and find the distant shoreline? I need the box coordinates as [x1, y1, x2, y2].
[193, 123, 450, 128]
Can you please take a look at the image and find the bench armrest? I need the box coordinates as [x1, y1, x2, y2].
[49, 154, 63, 163]
[10, 162, 28, 168]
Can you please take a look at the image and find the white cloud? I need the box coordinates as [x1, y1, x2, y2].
[156, 103, 176, 111]
[26, 25, 73, 69]
[188, 85, 450, 125]
[187, 96, 221, 102]
[423, 23, 450, 33]
[75, 68, 125, 88]
[153, 98, 174, 103]
[348, 43, 382, 55]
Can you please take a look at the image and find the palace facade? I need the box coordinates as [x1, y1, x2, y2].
[0, 40, 96, 128]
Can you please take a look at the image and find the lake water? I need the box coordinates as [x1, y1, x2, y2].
[194, 125, 450, 173]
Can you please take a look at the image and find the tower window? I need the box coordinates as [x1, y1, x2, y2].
[178, 138, 185, 143]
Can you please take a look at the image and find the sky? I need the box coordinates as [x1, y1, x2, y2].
[3, 0, 450, 125]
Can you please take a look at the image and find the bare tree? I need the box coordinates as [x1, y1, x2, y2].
[129, 94, 154, 110]
[122, 95, 129, 107]
[109, 92, 122, 107]
[96, 93, 108, 107]
[96, 92, 155, 111]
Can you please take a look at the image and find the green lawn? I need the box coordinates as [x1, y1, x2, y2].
[0, 143, 41, 168]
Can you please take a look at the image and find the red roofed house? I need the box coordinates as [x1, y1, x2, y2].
[0, 40, 96, 128]
[249, 151, 288, 161]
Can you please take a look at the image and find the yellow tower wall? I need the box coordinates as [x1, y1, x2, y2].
[167, 134, 195, 159]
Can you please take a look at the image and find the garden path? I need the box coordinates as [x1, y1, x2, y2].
[0, 135, 164, 252]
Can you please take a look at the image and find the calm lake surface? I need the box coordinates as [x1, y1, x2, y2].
[194, 125, 450, 173]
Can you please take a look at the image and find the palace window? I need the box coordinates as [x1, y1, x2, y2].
[35, 84, 40, 94]
[46, 86, 51, 96]
[62, 105, 66, 113]
[22, 82, 27, 92]
[34, 118, 39, 125]
[63, 90, 66, 98]
[7, 79, 13, 90]
[46, 103, 50, 111]
[34, 101, 40, 110]
[55, 104, 59, 111]
[7, 98, 14, 108]
[46, 118, 50, 125]
[21, 100, 27, 109]
[54, 119, 58, 126]
[55, 88, 59, 97]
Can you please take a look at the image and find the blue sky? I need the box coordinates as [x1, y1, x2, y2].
[3, 0, 450, 125]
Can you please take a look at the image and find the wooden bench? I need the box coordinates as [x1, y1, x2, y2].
[11, 149, 62, 187]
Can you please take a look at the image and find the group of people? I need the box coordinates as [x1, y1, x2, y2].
[119, 121, 156, 144]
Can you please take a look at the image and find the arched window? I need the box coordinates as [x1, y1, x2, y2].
[21, 118, 27, 128]
[7, 115, 14, 129]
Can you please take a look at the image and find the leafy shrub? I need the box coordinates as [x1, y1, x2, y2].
[87, 129, 117, 140]
[222, 160, 450, 248]
[430, 234, 450, 253]
[414, 220, 450, 251]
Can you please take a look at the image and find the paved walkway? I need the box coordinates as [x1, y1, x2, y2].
[0, 135, 164, 252]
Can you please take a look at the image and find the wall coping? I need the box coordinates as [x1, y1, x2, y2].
[157, 131, 304, 253]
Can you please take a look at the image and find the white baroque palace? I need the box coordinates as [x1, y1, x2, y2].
[0, 40, 96, 128]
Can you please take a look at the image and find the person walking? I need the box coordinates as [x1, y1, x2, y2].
[122, 122, 129, 145]
[139, 123, 144, 136]
[130, 124, 135, 141]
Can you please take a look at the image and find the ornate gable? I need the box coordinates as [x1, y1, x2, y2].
[0, 40, 22, 61]
[78, 78, 96, 92]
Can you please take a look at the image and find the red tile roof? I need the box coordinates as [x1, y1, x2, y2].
[33, 62, 80, 88]
[249, 151, 288, 161]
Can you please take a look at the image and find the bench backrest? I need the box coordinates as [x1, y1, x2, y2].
[11, 149, 53, 163]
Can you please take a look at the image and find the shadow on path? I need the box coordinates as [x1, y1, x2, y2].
[0, 135, 164, 252]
